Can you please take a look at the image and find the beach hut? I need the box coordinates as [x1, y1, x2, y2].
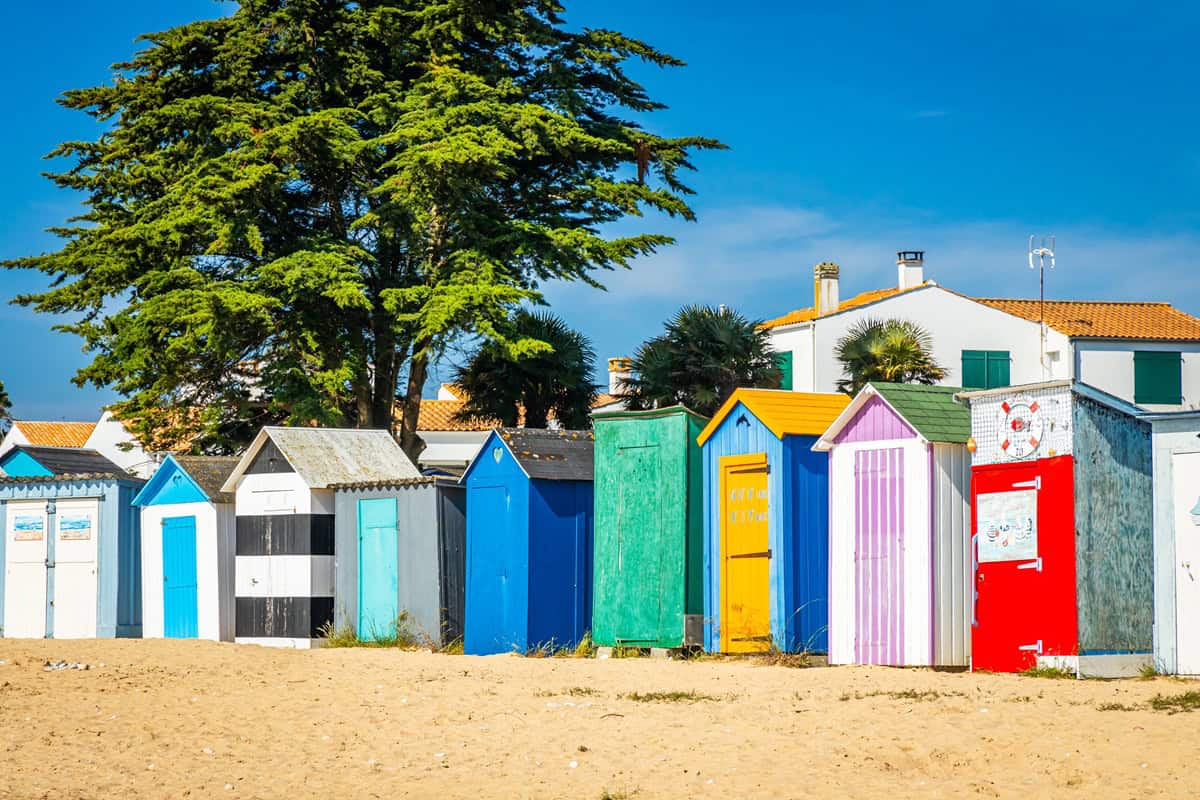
[133, 455, 239, 641]
[0, 450, 143, 638]
[591, 406, 707, 650]
[696, 389, 850, 653]
[814, 383, 972, 667]
[958, 381, 1153, 677]
[1142, 411, 1200, 675]
[332, 478, 466, 646]
[461, 428, 594, 655]
[220, 427, 422, 648]
[0, 445, 125, 479]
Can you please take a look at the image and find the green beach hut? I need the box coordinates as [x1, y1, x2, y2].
[591, 406, 708, 650]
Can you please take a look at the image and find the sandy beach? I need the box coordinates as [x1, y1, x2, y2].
[0, 639, 1195, 799]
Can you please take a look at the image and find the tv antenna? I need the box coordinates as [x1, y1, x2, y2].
[1029, 235, 1056, 379]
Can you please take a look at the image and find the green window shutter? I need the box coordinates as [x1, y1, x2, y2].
[986, 351, 1010, 389]
[1134, 351, 1182, 405]
[776, 351, 794, 391]
[962, 350, 987, 389]
[963, 350, 1010, 389]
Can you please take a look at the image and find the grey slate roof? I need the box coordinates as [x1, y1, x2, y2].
[10, 446, 127, 477]
[498, 428, 594, 481]
[222, 427, 422, 492]
[173, 456, 240, 503]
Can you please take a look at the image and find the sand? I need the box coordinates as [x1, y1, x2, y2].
[0, 639, 1194, 799]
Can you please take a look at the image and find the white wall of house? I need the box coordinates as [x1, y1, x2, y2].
[1074, 340, 1200, 411]
[768, 286, 1071, 394]
[86, 411, 156, 478]
[417, 430, 489, 469]
[0, 426, 31, 458]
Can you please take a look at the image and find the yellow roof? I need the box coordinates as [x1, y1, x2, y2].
[696, 389, 851, 446]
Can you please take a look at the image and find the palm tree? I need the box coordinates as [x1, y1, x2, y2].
[834, 318, 945, 395]
[621, 304, 781, 416]
[0, 378, 11, 433]
[454, 310, 598, 430]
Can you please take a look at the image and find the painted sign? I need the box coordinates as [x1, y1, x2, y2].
[13, 515, 44, 542]
[58, 514, 93, 541]
[967, 387, 1073, 466]
[977, 490, 1038, 562]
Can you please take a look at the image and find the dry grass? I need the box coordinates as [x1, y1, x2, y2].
[619, 690, 725, 703]
[319, 612, 428, 649]
[1020, 665, 1076, 680]
[1148, 691, 1200, 714]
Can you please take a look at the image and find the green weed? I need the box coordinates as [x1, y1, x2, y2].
[1149, 691, 1200, 713]
[1020, 665, 1076, 680]
[319, 612, 427, 648]
[619, 690, 724, 703]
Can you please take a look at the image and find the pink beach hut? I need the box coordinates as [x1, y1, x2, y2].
[813, 383, 973, 667]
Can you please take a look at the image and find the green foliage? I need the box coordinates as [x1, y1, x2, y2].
[834, 318, 946, 396]
[1019, 665, 1076, 680]
[621, 305, 780, 416]
[1149, 691, 1200, 713]
[319, 612, 427, 648]
[618, 690, 724, 703]
[454, 309, 597, 430]
[0, 379, 11, 432]
[7, 1, 722, 457]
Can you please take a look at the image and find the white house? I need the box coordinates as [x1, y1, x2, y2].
[0, 411, 158, 478]
[764, 251, 1200, 411]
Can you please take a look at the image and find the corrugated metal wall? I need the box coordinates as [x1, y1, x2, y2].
[783, 435, 831, 652]
[1072, 396, 1154, 654]
[931, 444, 971, 666]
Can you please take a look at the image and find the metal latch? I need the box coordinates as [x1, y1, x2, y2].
[1012, 477, 1041, 490]
[1016, 558, 1043, 572]
[1018, 639, 1043, 654]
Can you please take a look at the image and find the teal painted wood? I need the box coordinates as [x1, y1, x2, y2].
[1072, 395, 1154, 654]
[357, 497, 399, 640]
[0, 450, 53, 478]
[162, 516, 199, 638]
[591, 407, 707, 648]
[133, 456, 208, 506]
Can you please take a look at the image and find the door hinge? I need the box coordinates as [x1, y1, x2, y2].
[1016, 557, 1043, 572]
[1018, 639, 1044, 655]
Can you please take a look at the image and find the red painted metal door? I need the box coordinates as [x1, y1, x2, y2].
[970, 455, 1077, 672]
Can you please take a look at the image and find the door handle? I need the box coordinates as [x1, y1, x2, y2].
[970, 533, 980, 627]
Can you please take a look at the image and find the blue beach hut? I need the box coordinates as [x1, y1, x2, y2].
[461, 428, 594, 655]
[695, 389, 850, 654]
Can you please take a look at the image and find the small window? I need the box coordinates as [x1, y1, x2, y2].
[1134, 351, 1182, 405]
[962, 350, 1010, 390]
[775, 351, 794, 391]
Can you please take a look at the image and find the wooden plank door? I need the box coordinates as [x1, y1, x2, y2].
[720, 454, 771, 653]
[52, 501, 98, 639]
[613, 444, 663, 644]
[357, 498, 399, 641]
[971, 456, 1077, 672]
[1171, 451, 1200, 675]
[162, 515, 199, 638]
[4, 501, 47, 638]
[854, 447, 905, 665]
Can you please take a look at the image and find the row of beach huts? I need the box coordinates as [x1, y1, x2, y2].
[0, 378, 1197, 677]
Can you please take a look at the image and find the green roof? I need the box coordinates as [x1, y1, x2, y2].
[591, 404, 708, 422]
[868, 382, 971, 444]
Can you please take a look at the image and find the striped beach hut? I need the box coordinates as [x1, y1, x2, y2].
[814, 383, 972, 667]
[220, 427, 421, 648]
[696, 389, 850, 653]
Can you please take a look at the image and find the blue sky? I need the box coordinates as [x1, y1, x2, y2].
[3, 1, 1199, 418]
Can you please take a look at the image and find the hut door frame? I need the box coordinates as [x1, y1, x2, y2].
[719, 453, 772, 653]
[1170, 450, 1200, 675]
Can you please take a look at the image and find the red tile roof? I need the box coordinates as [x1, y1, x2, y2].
[13, 421, 96, 448]
[973, 298, 1200, 341]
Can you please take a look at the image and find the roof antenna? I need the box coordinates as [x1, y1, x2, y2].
[1029, 235, 1056, 380]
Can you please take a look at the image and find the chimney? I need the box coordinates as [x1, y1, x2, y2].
[897, 250, 925, 290]
[607, 357, 633, 394]
[814, 261, 840, 316]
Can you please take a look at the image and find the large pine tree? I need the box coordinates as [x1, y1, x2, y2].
[7, 1, 721, 457]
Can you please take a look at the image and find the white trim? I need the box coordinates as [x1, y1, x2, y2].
[814, 387, 932, 451]
[234, 636, 326, 649]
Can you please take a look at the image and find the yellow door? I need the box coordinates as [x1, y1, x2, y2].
[720, 455, 771, 653]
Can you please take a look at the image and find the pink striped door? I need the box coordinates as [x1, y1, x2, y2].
[854, 447, 905, 665]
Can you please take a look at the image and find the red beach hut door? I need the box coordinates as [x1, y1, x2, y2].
[971, 456, 1077, 672]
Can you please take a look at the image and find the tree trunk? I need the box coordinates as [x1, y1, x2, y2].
[397, 343, 430, 463]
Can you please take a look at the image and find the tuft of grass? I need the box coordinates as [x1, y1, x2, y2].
[599, 790, 635, 800]
[1098, 701, 1140, 712]
[319, 612, 427, 649]
[619, 690, 723, 703]
[1138, 663, 1160, 680]
[1020, 665, 1076, 680]
[840, 689, 964, 702]
[537, 686, 601, 698]
[572, 632, 597, 658]
[1148, 691, 1200, 714]
[755, 646, 811, 669]
[437, 637, 464, 655]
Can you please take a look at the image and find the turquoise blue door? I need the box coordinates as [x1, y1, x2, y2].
[162, 516, 199, 638]
[358, 498, 399, 640]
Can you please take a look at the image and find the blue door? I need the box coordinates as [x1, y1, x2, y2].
[466, 485, 518, 654]
[162, 516, 199, 638]
[358, 498, 399, 640]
